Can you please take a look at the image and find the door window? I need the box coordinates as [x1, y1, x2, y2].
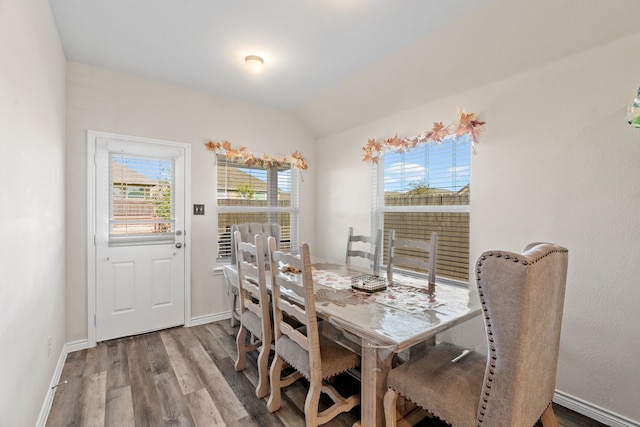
[109, 153, 175, 246]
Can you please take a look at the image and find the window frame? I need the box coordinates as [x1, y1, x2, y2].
[372, 137, 471, 286]
[215, 155, 300, 264]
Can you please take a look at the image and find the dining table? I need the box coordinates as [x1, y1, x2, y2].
[223, 261, 482, 427]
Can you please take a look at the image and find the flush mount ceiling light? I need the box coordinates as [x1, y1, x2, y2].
[244, 55, 264, 73]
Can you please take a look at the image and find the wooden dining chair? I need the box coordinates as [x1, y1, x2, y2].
[345, 227, 382, 275]
[383, 242, 569, 427]
[266, 237, 361, 426]
[233, 231, 272, 399]
[229, 222, 281, 326]
[386, 230, 438, 288]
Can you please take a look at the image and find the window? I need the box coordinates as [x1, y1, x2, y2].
[374, 135, 471, 283]
[109, 153, 175, 245]
[216, 155, 299, 262]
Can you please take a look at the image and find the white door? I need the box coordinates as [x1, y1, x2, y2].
[94, 135, 187, 342]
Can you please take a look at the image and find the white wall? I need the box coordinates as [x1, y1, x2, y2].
[65, 62, 316, 341]
[0, 0, 67, 426]
[315, 33, 640, 423]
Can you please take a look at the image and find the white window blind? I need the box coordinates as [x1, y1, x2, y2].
[374, 135, 471, 282]
[216, 155, 299, 261]
[109, 153, 175, 245]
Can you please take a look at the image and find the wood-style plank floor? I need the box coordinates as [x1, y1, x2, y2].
[45, 321, 608, 427]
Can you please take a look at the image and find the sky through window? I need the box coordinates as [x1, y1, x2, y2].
[384, 135, 471, 193]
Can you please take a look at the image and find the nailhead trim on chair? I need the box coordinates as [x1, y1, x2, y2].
[474, 246, 568, 426]
[475, 254, 491, 426]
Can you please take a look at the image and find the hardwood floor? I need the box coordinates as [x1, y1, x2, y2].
[46, 322, 608, 427]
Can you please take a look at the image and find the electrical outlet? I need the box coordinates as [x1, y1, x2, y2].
[48, 336, 52, 357]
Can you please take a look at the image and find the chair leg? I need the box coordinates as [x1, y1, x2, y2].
[255, 342, 270, 399]
[316, 383, 360, 425]
[267, 355, 284, 413]
[384, 388, 399, 427]
[230, 292, 239, 327]
[304, 380, 322, 427]
[540, 404, 560, 427]
[235, 326, 247, 371]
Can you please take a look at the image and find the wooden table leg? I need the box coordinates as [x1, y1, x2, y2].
[223, 268, 240, 327]
[354, 339, 394, 427]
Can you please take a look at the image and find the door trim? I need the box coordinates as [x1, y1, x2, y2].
[87, 130, 192, 347]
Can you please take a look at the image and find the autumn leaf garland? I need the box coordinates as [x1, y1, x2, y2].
[362, 109, 485, 163]
[205, 110, 482, 168]
[205, 140, 308, 170]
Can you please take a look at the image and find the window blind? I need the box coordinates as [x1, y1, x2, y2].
[109, 153, 175, 245]
[375, 136, 471, 282]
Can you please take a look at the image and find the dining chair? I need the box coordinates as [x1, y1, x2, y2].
[233, 230, 272, 399]
[266, 237, 361, 426]
[229, 222, 281, 326]
[345, 227, 382, 274]
[383, 242, 569, 427]
[386, 230, 438, 289]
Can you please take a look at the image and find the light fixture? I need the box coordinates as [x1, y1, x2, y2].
[627, 85, 640, 127]
[244, 55, 264, 73]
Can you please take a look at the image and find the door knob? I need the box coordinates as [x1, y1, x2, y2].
[175, 242, 183, 249]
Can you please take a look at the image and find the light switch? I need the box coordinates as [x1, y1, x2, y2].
[193, 204, 205, 215]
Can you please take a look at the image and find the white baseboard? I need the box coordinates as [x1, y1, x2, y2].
[554, 390, 639, 427]
[190, 311, 232, 327]
[64, 338, 89, 353]
[35, 339, 89, 427]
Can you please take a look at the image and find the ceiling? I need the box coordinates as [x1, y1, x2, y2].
[49, 0, 640, 137]
[49, 0, 487, 109]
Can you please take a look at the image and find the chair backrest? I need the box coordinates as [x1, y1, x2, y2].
[345, 227, 382, 274]
[268, 237, 321, 381]
[234, 231, 271, 334]
[386, 230, 438, 286]
[475, 242, 568, 426]
[231, 223, 281, 264]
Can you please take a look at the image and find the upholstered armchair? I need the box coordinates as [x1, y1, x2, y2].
[384, 242, 569, 427]
[230, 222, 281, 265]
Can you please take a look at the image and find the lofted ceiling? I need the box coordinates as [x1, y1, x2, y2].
[49, 0, 488, 109]
[49, 0, 640, 138]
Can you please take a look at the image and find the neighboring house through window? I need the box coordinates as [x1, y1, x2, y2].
[373, 135, 471, 283]
[216, 155, 299, 261]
